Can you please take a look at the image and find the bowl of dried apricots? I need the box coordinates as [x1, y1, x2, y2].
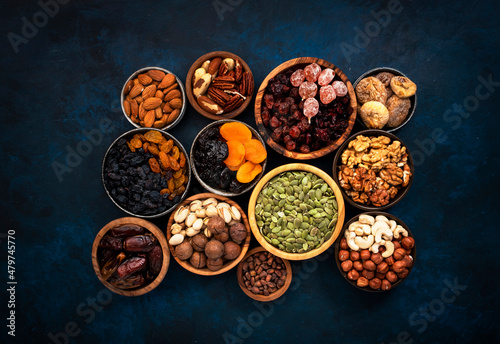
[190, 120, 267, 197]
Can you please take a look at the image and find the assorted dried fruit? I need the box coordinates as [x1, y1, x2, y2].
[193, 122, 266, 193]
[168, 197, 248, 271]
[337, 135, 412, 207]
[192, 56, 254, 115]
[123, 69, 183, 128]
[339, 214, 415, 291]
[262, 63, 352, 154]
[103, 130, 189, 216]
[98, 223, 163, 290]
[241, 251, 288, 296]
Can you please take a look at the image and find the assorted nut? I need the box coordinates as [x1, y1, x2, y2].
[168, 197, 248, 271]
[123, 68, 183, 128]
[192, 55, 254, 115]
[241, 251, 288, 296]
[338, 214, 415, 291]
[255, 171, 339, 253]
[337, 135, 412, 207]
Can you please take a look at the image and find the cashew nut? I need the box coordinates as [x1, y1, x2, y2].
[393, 225, 408, 239]
[371, 220, 390, 236]
[346, 232, 359, 251]
[361, 224, 372, 235]
[375, 215, 390, 225]
[354, 235, 374, 249]
[381, 241, 395, 258]
[348, 221, 361, 232]
[375, 227, 393, 243]
[354, 227, 364, 236]
[358, 214, 375, 225]
[389, 220, 397, 232]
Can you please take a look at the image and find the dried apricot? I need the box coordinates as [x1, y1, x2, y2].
[236, 161, 262, 183]
[243, 139, 267, 164]
[220, 122, 252, 143]
[224, 140, 245, 167]
[149, 158, 161, 173]
[144, 130, 164, 144]
[226, 160, 244, 172]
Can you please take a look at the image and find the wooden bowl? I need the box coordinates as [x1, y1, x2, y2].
[186, 51, 254, 120]
[166, 193, 251, 276]
[92, 217, 170, 297]
[353, 67, 417, 132]
[332, 129, 414, 211]
[121, 66, 187, 130]
[334, 212, 416, 292]
[102, 128, 192, 218]
[254, 57, 357, 160]
[237, 247, 292, 302]
[248, 163, 345, 261]
[190, 119, 267, 197]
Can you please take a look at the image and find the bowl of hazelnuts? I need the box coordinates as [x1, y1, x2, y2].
[335, 212, 416, 292]
[166, 193, 251, 275]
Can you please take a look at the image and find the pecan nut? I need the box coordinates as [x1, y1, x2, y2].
[239, 72, 254, 96]
[234, 60, 243, 82]
[212, 76, 236, 90]
[207, 87, 231, 107]
[224, 95, 244, 113]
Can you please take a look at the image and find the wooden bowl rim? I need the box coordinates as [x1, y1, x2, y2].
[254, 56, 357, 160]
[120, 66, 187, 131]
[352, 67, 417, 132]
[185, 51, 254, 120]
[165, 193, 252, 276]
[91, 217, 170, 297]
[248, 163, 345, 260]
[332, 129, 414, 211]
[236, 246, 293, 302]
[189, 119, 267, 197]
[334, 211, 417, 292]
[101, 127, 192, 218]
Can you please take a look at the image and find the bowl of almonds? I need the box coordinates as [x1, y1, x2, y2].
[121, 67, 186, 130]
[185, 51, 254, 120]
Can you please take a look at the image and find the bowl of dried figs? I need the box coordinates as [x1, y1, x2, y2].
[102, 128, 191, 218]
[92, 217, 170, 296]
[353, 67, 417, 132]
[332, 130, 414, 210]
[190, 119, 267, 197]
[121, 67, 186, 130]
[335, 212, 416, 292]
[166, 193, 251, 276]
[254, 57, 357, 160]
[186, 51, 254, 120]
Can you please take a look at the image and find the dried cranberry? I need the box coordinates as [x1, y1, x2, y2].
[285, 140, 296, 151]
[299, 144, 310, 153]
[289, 126, 301, 139]
[262, 110, 270, 126]
[289, 87, 300, 100]
[271, 127, 283, 142]
[264, 94, 275, 109]
[278, 102, 290, 115]
[270, 116, 281, 129]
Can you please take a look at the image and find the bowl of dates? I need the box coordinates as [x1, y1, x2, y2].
[332, 129, 414, 210]
[335, 212, 416, 292]
[186, 51, 254, 120]
[92, 217, 170, 296]
[121, 66, 187, 130]
[102, 128, 191, 218]
[255, 57, 357, 160]
[190, 119, 267, 197]
[353, 67, 417, 132]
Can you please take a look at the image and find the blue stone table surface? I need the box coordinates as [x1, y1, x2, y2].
[1, 0, 499, 343]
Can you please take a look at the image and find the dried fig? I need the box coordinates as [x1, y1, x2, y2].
[355, 77, 387, 104]
[390, 76, 417, 98]
[359, 101, 390, 129]
[386, 95, 411, 127]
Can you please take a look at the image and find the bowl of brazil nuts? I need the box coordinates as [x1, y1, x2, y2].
[248, 163, 345, 260]
[237, 246, 292, 301]
[335, 212, 416, 292]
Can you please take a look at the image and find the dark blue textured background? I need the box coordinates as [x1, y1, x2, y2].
[1, 0, 499, 343]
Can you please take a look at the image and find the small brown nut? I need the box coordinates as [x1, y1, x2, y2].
[401, 237, 415, 250]
[347, 269, 360, 281]
[385, 256, 395, 265]
[403, 255, 413, 268]
[397, 268, 409, 279]
[360, 249, 371, 261]
[192, 234, 209, 252]
[339, 250, 350, 261]
[197, 95, 223, 115]
[386, 271, 398, 283]
[390, 76, 417, 98]
[340, 238, 348, 250]
[357, 277, 369, 288]
[371, 252, 383, 265]
[208, 57, 222, 77]
[353, 261, 364, 272]
[376, 272, 386, 280]
[174, 241, 193, 261]
[369, 278, 382, 290]
[381, 279, 392, 291]
[341, 260, 353, 272]
[361, 269, 375, 280]
[392, 240, 401, 250]
[205, 239, 224, 259]
[377, 262, 389, 274]
[393, 248, 406, 261]
[189, 251, 207, 269]
[223, 241, 241, 260]
[229, 223, 247, 244]
[206, 257, 223, 271]
[405, 249, 412, 255]
[350, 251, 360, 261]
[392, 260, 406, 273]
[193, 73, 211, 97]
[363, 260, 376, 271]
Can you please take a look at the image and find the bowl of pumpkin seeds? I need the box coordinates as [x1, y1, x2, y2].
[248, 163, 345, 260]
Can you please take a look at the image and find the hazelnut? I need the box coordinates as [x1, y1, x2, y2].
[340, 238, 348, 250]
[363, 260, 376, 271]
[341, 260, 353, 272]
[386, 271, 398, 283]
[403, 255, 413, 268]
[379, 246, 386, 254]
[385, 256, 395, 265]
[175, 241, 193, 261]
[360, 249, 371, 260]
[214, 231, 229, 243]
[229, 222, 247, 244]
[192, 234, 209, 251]
[393, 248, 406, 261]
[377, 262, 389, 274]
[350, 251, 360, 261]
[371, 252, 383, 265]
[369, 278, 382, 290]
[376, 272, 386, 280]
[357, 277, 369, 287]
[339, 250, 350, 261]
[392, 240, 401, 250]
[223, 241, 241, 260]
[353, 261, 364, 271]
[392, 260, 406, 273]
[207, 216, 226, 235]
[397, 268, 409, 279]
[405, 249, 412, 255]
[401, 237, 415, 250]
[361, 269, 375, 280]
[205, 239, 224, 259]
[206, 257, 223, 271]
[381, 279, 392, 291]
[190, 251, 207, 268]
[347, 269, 359, 281]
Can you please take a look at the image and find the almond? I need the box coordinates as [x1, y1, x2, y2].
[135, 95, 143, 103]
[158, 74, 176, 89]
[143, 97, 163, 110]
[144, 110, 155, 127]
[139, 103, 146, 120]
[142, 84, 156, 99]
[130, 115, 140, 123]
[130, 99, 139, 117]
[164, 89, 181, 102]
[147, 69, 166, 82]
[133, 79, 140, 85]
[155, 90, 164, 99]
[138, 73, 152, 85]
[155, 106, 163, 119]
[123, 80, 134, 95]
[167, 109, 180, 124]
[163, 102, 173, 113]
[123, 99, 131, 116]
[170, 98, 182, 109]
[129, 84, 144, 98]
[153, 119, 167, 128]
[162, 83, 178, 95]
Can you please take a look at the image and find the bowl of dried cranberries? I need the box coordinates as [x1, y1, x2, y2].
[255, 57, 357, 160]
